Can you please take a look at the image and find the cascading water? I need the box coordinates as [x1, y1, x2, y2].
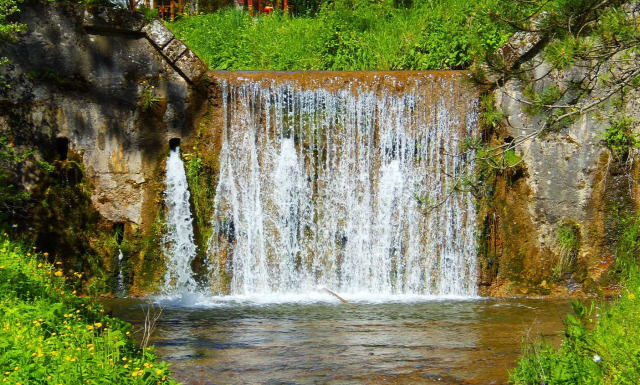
[115, 248, 125, 296]
[207, 72, 478, 298]
[162, 146, 198, 296]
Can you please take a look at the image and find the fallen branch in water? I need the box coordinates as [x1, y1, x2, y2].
[322, 287, 351, 305]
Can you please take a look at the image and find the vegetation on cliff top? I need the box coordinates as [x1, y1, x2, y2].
[0, 237, 177, 384]
[168, 0, 512, 71]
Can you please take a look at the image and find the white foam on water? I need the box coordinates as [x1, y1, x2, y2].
[153, 289, 480, 308]
[115, 248, 125, 296]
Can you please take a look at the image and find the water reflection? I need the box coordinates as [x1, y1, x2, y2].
[103, 298, 571, 384]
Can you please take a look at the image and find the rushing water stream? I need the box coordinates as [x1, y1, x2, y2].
[162, 145, 199, 296]
[104, 298, 571, 385]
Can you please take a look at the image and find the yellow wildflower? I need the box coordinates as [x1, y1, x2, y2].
[629, 293, 635, 300]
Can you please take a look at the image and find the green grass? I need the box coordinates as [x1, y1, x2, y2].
[510, 216, 640, 384]
[168, 0, 512, 71]
[0, 237, 177, 384]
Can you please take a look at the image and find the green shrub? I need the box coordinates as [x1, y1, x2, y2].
[138, 6, 160, 22]
[510, 216, 640, 384]
[601, 118, 638, 160]
[0, 0, 25, 40]
[0, 238, 178, 384]
[552, 221, 581, 279]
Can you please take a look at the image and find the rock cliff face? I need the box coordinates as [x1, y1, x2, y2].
[479, 47, 640, 297]
[0, 0, 207, 293]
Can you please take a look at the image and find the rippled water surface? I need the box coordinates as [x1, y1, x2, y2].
[103, 297, 571, 385]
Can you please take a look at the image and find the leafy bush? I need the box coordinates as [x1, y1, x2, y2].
[553, 221, 581, 279]
[0, 0, 25, 40]
[0, 133, 32, 223]
[138, 5, 160, 22]
[0, 238, 177, 384]
[601, 118, 638, 160]
[511, 288, 640, 384]
[510, 216, 640, 384]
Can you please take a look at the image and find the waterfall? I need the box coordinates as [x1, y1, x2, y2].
[162, 146, 198, 295]
[207, 72, 478, 297]
[115, 248, 125, 296]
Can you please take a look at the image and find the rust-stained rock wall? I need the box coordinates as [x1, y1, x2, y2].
[480, 59, 640, 297]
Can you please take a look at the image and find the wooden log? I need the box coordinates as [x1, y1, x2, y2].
[322, 287, 351, 304]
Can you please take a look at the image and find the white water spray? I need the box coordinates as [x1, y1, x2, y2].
[162, 146, 198, 295]
[116, 248, 125, 296]
[207, 73, 479, 298]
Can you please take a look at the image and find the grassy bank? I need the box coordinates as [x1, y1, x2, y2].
[0, 237, 176, 384]
[510, 217, 640, 384]
[168, 0, 512, 71]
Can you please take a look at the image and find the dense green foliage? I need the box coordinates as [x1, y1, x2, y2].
[0, 0, 23, 39]
[601, 117, 639, 160]
[0, 121, 119, 295]
[0, 238, 177, 384]
[168, 0, 512, 71]
[510, 216, 640, 384]
[0, 133, 32, 223]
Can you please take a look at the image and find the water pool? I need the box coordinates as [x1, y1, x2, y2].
[103, 297, 571, 384]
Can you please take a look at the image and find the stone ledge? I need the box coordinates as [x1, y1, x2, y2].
[163, 38, 188, 63]
[175, 50, 207, 83]
[142, 19, 174, 49]
[83, 6, 146, 32]
[79, 5, 206, 85]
